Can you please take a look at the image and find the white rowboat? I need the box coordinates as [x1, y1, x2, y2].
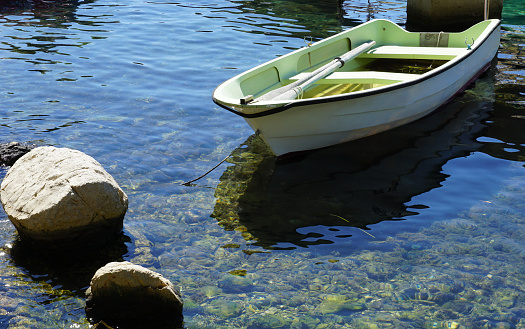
[213, 19, 501, 157]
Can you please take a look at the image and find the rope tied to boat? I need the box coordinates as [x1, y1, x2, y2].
[181, 154, 231, 186]
[334, 56, 345, 67]
[293, 86, 304, 99]
[181, 130, 263, 186]
[465, 38, 475, 50]
[304, 36, 313, 47]
[428, 31, 444, 69]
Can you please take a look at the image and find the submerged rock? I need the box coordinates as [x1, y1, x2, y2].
[247, 313, 288, 328]
[316, 294, 365, 314]
[204, 299, 242, 319]
[85, 261, 183, 328]
[218, 273, 254, 293]
[0, 146, 128, 247]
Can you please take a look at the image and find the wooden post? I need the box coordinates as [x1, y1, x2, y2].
[406, 0, 503, 31]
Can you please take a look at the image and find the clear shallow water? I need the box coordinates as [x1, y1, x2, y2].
[0, 0, 524, 328]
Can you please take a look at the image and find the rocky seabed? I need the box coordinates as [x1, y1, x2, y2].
[1, 151, 524, 328]
[126, 173, 525, 329]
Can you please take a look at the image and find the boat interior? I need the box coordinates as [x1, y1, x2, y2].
[289, 58, 450, 98]
[283, 40, 468, 99]
[239, 43, 469, 101]
[233, 19, 496, 103]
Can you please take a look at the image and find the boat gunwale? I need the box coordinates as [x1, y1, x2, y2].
[213, 19, 501, 119]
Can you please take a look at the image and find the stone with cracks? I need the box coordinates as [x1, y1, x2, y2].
[0, 146, 128, 247]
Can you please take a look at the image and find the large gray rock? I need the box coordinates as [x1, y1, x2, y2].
[0, 146, 128, 246]
[85, 261, 183, 327]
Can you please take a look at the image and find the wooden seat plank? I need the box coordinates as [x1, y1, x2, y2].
[360, 46, 468, 60]
[289, 71, 420, 84]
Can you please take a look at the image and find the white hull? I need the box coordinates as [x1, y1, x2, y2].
[213, 19, 501, 157]
[249, 57, 494, 157]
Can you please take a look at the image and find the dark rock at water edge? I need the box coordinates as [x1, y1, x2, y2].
[0, 142, 35, 166]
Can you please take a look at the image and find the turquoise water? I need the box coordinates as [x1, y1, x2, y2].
[0, 0, 524, 328]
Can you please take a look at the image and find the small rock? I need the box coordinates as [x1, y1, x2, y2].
[247, 313, 287, 328]
[368, 299, 383, 309]
[218, 273, 254, 293]
[316, 294, 365, 314]
[0, 142, 34, 167]
[0, 146, 128, 247]
[495, 321, 512, 329]
[204, 299, 242, 319]
[85, 261, 183, 328]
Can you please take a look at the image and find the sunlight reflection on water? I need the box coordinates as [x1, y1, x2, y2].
[0, 0, 524, 327]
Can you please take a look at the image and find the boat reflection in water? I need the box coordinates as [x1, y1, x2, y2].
[212, 73, 497, 251]
[0, 0, 86, 21]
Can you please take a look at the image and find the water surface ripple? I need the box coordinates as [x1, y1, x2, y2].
[0, 0, 524, 328]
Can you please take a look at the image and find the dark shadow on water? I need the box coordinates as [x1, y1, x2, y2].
[0, 0, 101, 62]
[212, 70, 503, 251]
[9, 233, 131, 296]
[0, 0, 82, 17]
[481, 84, 525, 161]
[203, 0, 392, 41]
[0, 0, 99, 32]
[219, 0, 347, 40]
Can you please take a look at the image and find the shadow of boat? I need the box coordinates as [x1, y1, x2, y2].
[212, 71, 498, 250]
[0, 0, 96, 29]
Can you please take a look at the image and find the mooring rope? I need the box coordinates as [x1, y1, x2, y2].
[182, 130, 262, 186]
[428, 31, 444, 69]
[181, 154, 231, 186]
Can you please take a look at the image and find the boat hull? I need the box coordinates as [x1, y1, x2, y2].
[247, 59, 494, 157]
[213, 19, 501, 157]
